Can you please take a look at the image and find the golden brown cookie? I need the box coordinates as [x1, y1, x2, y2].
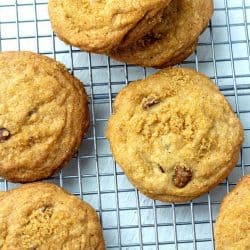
[106, 67, 244, 203]
[0, 51, 89, 183]
[118, 6, 165, 49]
[161, 42, 197, 67]
[0, 192, 5, 199]
[215, 175, 250, 250]
[109, 0, 213, 68]
[48, 0, 172, 53]
[0, 182, 105, 249]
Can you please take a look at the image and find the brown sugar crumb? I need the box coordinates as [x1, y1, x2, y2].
[20, 206, 54, 248]
[142, 96, 160, 110]
[172, 166, 192, 188]
[0, 128, 11, 143]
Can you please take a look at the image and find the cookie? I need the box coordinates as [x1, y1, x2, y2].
[118, 6, 165, 49]
[215, 175, 250, 250]
[48, 0, 172, 53]
[108, 0, 213, 68]
[106, 67, 244, 203]
[161, 42, 197, 67]
[0, 191, 5, 199]
[0, 51, 89, 183]
[0, 182, 105, 249]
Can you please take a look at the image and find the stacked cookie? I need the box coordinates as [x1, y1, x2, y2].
[48, 0, 173, 53]
[48, 0, 214, 68]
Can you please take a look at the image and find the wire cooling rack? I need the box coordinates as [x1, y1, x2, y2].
[0, 0, 250, 249]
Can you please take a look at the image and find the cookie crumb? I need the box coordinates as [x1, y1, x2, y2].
[0, 128, 11, 142]
[172, 166, 192, 188]
[142, 96, 160, 110]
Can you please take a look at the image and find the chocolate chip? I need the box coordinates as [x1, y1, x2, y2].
[172, 166, 192, 188]
[142, 97, 160, 110]
[27, 108, 37, 117]
[0, 128, 11, 143]
[27, 111, 34, 116]
[158, 166, 165, 173]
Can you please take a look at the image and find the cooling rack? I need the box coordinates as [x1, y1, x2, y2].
[0, 0, 249, 249]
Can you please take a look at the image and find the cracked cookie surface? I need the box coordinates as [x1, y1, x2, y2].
[106, 67, 244, 202]
[215, 175, 250, 250]
[109, 0, 213, 68]
[0, 182, 105, 249]
[48, 0, 172, 53]
[0, 51, 89, 183]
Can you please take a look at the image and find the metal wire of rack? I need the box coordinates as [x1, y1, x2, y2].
[0, 0, 250, 249]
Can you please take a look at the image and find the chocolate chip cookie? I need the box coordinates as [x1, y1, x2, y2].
[118, 6, 166, 49]
[48, 0, 172, 53]
[0, 51, 89, 183]
[215, 175, 250, 250]
[109, 0, 213, 68]
[106, 67, 244, 202]
[0, 182, 105, 249]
